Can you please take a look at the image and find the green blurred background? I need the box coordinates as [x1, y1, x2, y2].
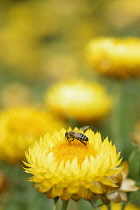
[0, 0, 140, 209]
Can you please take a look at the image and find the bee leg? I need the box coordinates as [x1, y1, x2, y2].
[65, 138, 69, 143]
[68, 138, 75, 145]
[81, 141, 87, 146]
[70, 138, 74, 142]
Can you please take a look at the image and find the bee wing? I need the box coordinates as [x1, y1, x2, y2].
[79, 126, 89, 132]
[73, 133, 81, 138]
[73, 126, 89, 133]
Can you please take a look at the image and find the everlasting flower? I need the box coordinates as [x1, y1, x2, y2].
[24, 127, 122, 201]
[0, 107, 65, 163]
[87, 37, 140, 79]
[45, 80, 112, 122]
[106, 161, 139, 203]
[100, 203, 140, 210]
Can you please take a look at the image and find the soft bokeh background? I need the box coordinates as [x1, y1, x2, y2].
[0, 0, 140, 209]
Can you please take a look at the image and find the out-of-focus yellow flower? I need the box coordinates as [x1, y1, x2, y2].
[100, 203, 140, 210]
[45, 80, 112, 122]
[87, 38, 140, 79]
[24, 127, 122, 201]
[0, 1, 61, 75]
[106, 161, 139, 203]
[0, 0, 98, 79]
[0, 107, 65, 164]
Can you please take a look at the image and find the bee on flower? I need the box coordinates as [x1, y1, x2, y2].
[65, 126, 89, 146]
[24, 127, 123, 202]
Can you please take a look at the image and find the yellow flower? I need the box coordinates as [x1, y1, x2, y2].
[87, 38, 140, 79]
[100, 203, 140, 210]
[24, 128, 122, 201]
[0, 107, 65, 164]
[45, 80, 112, 122]
[106, 161, 139, 203]
[0, 1, 55, 75]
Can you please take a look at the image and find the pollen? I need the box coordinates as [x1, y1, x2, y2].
[49, 141, 97, 164]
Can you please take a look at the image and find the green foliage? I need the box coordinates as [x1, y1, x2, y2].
[129, 148, 140, 180]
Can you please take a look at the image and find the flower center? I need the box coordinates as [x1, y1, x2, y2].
[49, 141, 97, 164]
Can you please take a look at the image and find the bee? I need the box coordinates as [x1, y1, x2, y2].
[65, 126, 89, 146]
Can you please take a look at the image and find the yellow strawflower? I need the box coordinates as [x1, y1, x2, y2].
[87, 37, 140, 79]
[106, 161, 139, 203]
[24, 127, 122, 201]
[45, 80, 112, 122]
[0, 107, 65, 164]
[100, 203, 140, 210]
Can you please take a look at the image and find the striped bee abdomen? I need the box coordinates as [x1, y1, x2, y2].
[77, 133, 88, 141]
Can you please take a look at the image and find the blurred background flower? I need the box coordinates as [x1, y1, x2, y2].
[87, 37, 140, 79]
[0, 0, 102, 82]
[0, 106, 65, 164]
[45, 80, 112, 123]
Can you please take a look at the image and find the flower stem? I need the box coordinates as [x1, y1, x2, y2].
[89, 199, 100, 210]
[53, 197, 59, 210]
[61, 200, 69, 210]
[107, 202, 112, 210]
[111, 81, 122, 151]
[121, 203, 126, 210]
